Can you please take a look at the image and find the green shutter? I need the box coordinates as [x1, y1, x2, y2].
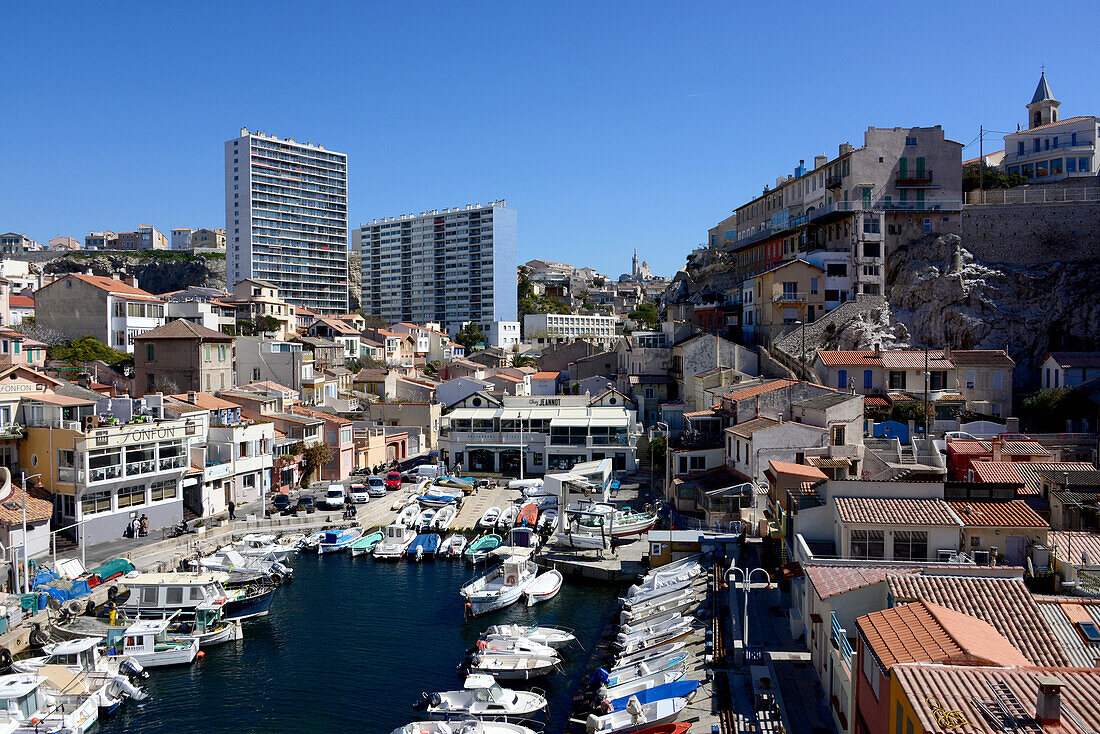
[899, 157, 908, 177]
[916, 157, 925, 177]
[146, 344, 155, 362]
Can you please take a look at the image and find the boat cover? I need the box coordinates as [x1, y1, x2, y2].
[88, 558, 136, 583]
[609, 680, 699, 710]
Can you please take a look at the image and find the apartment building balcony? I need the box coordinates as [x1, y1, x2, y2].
[896, 168, 934, 186]
[825, 173, 844, 189]
[772, 290, 809, 304]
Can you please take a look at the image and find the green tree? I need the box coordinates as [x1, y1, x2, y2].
[256, 315, 281, 334]
[890, 401, 935, 426]
[628, 302, 660, 330]
[962, 162, 1028, 193]
[592, 276, 606, 288]
[510, 353, 537, 368]
[454, 323, 486, 350]
[300, 442, 333, 487]
[50, 336, 131, 366]
[1020, 388, 1074, 432]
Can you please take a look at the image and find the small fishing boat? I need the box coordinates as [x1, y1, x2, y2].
[316, 527, 364, 554]
[419, 487, 463, 507]
[415, 507, 437, 531]
[349, 531, 384, 557]
[420, 673, 548, 720]
[508, 478, 543, 492]
[580, 507, 659, 538]
[525, 570, 563, 607]
[496, 505, 519, 531]
[553, 527, 612, 550]
[460, 554, 539, 616]
[464, 534, 502, 563]
[468, 653, 559, 680]
[474, 636, 558, 658]
[598, 668, 686, 704]
[169, 605, 243, 647]
[620, 595, 700, 627]
[36, 663, 144, 717]
[515, 502, 538, 529]
[391, 720, 536, 734]
[375, 523, 416, 559]
[0, 672, 101, 734]
[583, 695, 689, 733]
[396, 503, 421, 529]
[614, 624, 694, 656]
[622, 587, 698, 614]
[193, 549, 292, 583]
[224, 533, 297, 562]
[605, 680, 699, 713]
[441, 534, 468, 558]
[599, 651, 690, 689]
[278, 532, 306, 547]
[622, 578, 701, 606]
[408, 533, 441, 560]
[432, 504, 457, 531]
[538, 508, 558, 532]
[296, 532, 325, 550]
[483, 624, 576, 649]
[435, 475, 476, 491]
[478, 507, 501, 529]
[626, 564, 702, 599]
[104, 620, 199, 668]
[620, 612, 689, 636]
[611, 643, 690, 672]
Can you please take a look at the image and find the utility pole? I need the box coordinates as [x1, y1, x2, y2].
[923, 348, 931, 438]
[979, 125, 984, 201]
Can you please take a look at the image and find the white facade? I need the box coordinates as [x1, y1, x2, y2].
[108, 295, 166, 353]
[523, 313, 620, 348]
[359, 202, 518, 333]
[226, 128, 349, 313]
[171, 228, 195, 249]
[1003, 116, 1098, 183]
[484, 321, 521, 351]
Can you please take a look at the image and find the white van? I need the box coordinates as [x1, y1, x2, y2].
[322, 484, 346, 509]
[407, 464, 442, 482]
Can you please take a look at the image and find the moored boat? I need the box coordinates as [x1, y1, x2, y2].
[349, 531, 384, 557]
[515, 502, 538, 529]
[605, 679, 699, 713]
[483, 624, 576, 649]
[524, 570, 562, 607]
[464, 534, 502, 563]
[104, 620, 199, 668]
[316, 527, 365, 554]
[375, 523, 416, 559]
[391, 720, 535, 734]
[420, 673, 548, 720]
[407, 533, 442, 560]
[584, 694, 688, 733]
[467, 653, 559, 680]
[477, 507, 501, 529]
[460, 554, 538, 616]
[441, 534, 468, 558]
[496, 505, 519, 531]
[432, 504, 457, 531]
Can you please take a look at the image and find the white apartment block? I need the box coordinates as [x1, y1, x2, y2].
[225, 128, 349, 314]
[523, 313, 620, 348]
[1001, 73, 1098, 184]
[171, 228, 195, 249]
[359, 201, 518, 334]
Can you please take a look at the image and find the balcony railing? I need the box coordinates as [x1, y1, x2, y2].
[1008, 139, 1095, 160]
[125, 460, 157, 476]
[159, 456, 186, 471]
[89, 466, 123, 483]
[896, 168, 933, 185]
[825, 173, 844, 189]
[772, 291, 808, 303]
[831, 612, 853, 672]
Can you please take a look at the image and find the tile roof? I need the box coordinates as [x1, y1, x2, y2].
[767, 460, 828, 480]
[948, 439, 991, 455]
[1049, 531, 1100, 566]
[858, 600, 1029, 669]
[353, 369, 390, 381]
[8, 296, 33, 308]
[834, 497, 961, 526]
[683, 409, 716, 418]
[946, 500, 1048, 529]
[288, 406, 351, 425]
[815, 350, 882, 367]
[1048, 351, 1100, 369]
[969, 461, 1024, 484]
[134, 319, 233, 341]
[725, 416, 781, 438]
[948, 349, 1015, 366]
[531, 371, 560, 380]
[169, 392, 240, 411]
[1013, 113, 1098, 134]
[863, 395, 890, 407]
[57, 274, 163, 302]
[986, 461, 1098, 495]
[0, 485, 52, 527]
[311, 317, 360, 335]
[881, 350, 954, 371]
[803, 564, 922, 599]
[886, 574, 1069, 667]
[1038, 468, 1100, 488]
[1033, 596, 1100, 667]
[719, 379, 796, 402]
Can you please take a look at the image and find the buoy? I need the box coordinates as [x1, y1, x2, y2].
[196, 651, 206, 660]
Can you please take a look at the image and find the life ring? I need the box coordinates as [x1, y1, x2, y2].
[506, 574, 518, 586]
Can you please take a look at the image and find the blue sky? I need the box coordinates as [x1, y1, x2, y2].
[1, 1, 1095, 279]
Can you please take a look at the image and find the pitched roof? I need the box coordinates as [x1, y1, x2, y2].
[880, 350, 954, 371]
[803, 564, 922, 600]
[134, 319, 233, 341]
[766, 460, 828, 481]
[8, 296, 33, 308]
[1032, 70, 1055, 104]
[719, 379, 796, 402]
[1048, 351, 1100, 369]
[864, 396, 890, 408]
[948, 439, 1050, 457]
[982, 461, 1098, 495]
[311, 317, 359, 335]
[0, 485, 52, 527]
[815, 350, 882, 367]
[946, 500, 1048, 529]
[531, 371, 560, 380]
[949, 349, 1015, 366]
[168, 392, 240, 411]
[53, 273, 163, 302]
[289, 406, 351, 425]
[726, 416, 781, 438]
[834, 497, 961, 526]
[858, 600, 1030, 669]
[970, 461, 1024, 485]
[353, 368, 390, 381]
[1050, 531, 1100, 566]
[887, 574, 1069, 667]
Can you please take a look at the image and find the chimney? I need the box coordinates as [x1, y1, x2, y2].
[187, 391, 198, 404]
[125, 275, 139, 288]
[1035, 675, 1063, 725]
[943, 345, 951, 360]
[839, 142, 853, 156]
[814, 154, 828, 169]
[991, 435, 1003, 463]
[873, 343, 882, 358]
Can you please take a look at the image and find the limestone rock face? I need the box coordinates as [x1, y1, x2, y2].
[40, 253, 226, 294]
[887, 233, 1100, 387]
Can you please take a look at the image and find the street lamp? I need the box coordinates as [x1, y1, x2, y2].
[727, 561, 772, 648]
[20, 473, 42, 594]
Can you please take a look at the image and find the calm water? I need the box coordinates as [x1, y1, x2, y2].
[102, 552, 621, 734]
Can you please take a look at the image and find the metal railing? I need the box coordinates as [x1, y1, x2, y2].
[897, 169, 933, 183]
[966, 187, 1100, 205]
[831, 611, 853, 671]
[1008, 140, 1095, 160]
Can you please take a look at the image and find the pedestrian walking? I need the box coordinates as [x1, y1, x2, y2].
[139, 514, 149, 537]
[228, 500, 236, 520]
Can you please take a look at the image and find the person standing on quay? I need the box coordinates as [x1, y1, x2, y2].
[228, 500, 236, 520]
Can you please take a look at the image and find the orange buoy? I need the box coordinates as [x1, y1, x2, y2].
[196, 651, 206, 660]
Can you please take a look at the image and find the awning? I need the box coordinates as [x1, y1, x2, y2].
[463, 408, 499, 420]
[591, 415, 630, 427]
[467, 444, 525, 450]
[551, 417, 590, 428]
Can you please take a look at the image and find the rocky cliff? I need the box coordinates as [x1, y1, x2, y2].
[36, 252, 226, 294]
[887, 233, 1100, 387]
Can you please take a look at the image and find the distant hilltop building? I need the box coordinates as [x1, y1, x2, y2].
[619, 248, 657, 283]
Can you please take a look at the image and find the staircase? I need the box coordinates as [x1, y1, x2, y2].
[899, 445, 917, 464]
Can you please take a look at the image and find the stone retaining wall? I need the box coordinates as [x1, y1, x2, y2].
[960, 201, 1100, 264]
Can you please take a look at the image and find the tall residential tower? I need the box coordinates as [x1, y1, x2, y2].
[358, 201, 518, 334]
[225, 128, 349, 313]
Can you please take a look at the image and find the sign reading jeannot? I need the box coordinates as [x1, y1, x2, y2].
[92, 419, 197, 447]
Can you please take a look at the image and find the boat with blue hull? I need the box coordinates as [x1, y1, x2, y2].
[606, 679, 700, 712]
[223, 584, 277, 620]
[316, 527, 364, 554]
[407, 533, 441, 560]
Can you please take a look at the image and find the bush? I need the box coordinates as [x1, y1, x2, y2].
[50, 335, 131, 366]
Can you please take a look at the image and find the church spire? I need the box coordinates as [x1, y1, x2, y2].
[1027, 70, 1060, 129]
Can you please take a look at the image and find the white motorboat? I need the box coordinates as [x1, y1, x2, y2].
[0, 672, 100, 734]
[278, 533, 305, 547]
[626, 563, 702, 598]
[468, 653, 559, 680]
[432, 505, 457, 531]
[622, 576, 701, 606]
[620, 612, 690, 636]
[374, 523, 417, 559]
[297, 532, 325, 550]
[37, 663, 145, 718]
[620, 593, 700, 627]
[104, 620, 199, 667]
[478, 507, 501, 529]
[396, 503, 421, 529]
[194, 549, 293, 581]
[317, 526, 365, 554]
[530, 494, 558, 511]
[537, 508, 558, 532]
[391, 721, 536, 734]
[441, 534, 468, 557]
[524, 570, 563, 607]
[415, 507, 437, 531]
[579, 507, 658, 538]
[614, 624, 694, 655]
[421, 673, 547, 719]
[509, 478, 543, 492]
[602, 649, 691, 688]
[224, 533, 297, 562]
[622, 586, 698, 613]
[483, 624, 576, 649]
[553, 527, 612, 550]
[496, 505, 519, 531]
[460, 555, 539, 616]
[598, 667, 686, 702]
[475, 637, 558, 658]
[615, 616, 692, 649]
[584, 695, 688, 733]
[11, 638, 148, 712]
[612, 641, 690, 670]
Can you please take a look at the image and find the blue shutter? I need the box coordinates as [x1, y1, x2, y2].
[838, 369, 847, 389]
[864, 370, 873, 389]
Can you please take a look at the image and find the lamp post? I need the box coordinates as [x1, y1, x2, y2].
[793, 320, 806, 380]
[20, 472, 41, 594]
[655, 421, 670, 502]
[727, 561, 772, 647]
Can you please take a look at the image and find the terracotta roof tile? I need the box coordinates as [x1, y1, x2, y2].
[834, 497, 961, 526]
[134, 319, 232, 341]
[803, 564, 922, 599]
[1009, 113, 1098, 134]
[8, 296, 33, 308]
[725, 416, 780, 438]
[864, 396, 890, 407]
[719, 379, 796, 402]
[949, 349, 1015, 366]
[766, 460, 828, 480]
[531, 371, 560, 380]
[0, 485, 52, 526]
[881, 350, 954, 370]
[1050, 531, 1100, 567]
[169, 392, 240, 411]
[969, 461, 1024, 485]
[815, 350, 882, 367]
[52, 274, 163, 303]
[980, 461, 1097, 495]
[887, 574, 1069, 667]
[946, 500, 1048, 529]
[683, 409, 716, 418]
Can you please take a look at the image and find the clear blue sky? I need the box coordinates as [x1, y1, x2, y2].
[2, 1, 1095, 279]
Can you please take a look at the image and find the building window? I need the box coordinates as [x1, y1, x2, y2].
[893, 530, 928, 560]
[923, 218, 932, 233]
[851, 529, 885, 559]
[905, 137, 917, 146]
[116, 485, 146, 508]
[888, 371, 907, 390]
[929, 371, 948, 390]
[864, 370, 873, 389]
[830, 425, 845, 446]
[80, 490, 111, 515]
[146, 344, 155, 362]
[150, 479, 177, 502]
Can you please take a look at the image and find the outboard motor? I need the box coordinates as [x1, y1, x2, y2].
[119, 659, 149, 680]
[109, 675, 148, 702]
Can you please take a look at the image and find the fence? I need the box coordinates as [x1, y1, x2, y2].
[965, 187, 1100, 205]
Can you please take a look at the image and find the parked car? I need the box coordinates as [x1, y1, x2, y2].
[396, 451, 439, 473]
[272, 493, 291, 514]
[321, 485, 346, 509]
[367, 476, 387, 497]
[385, 471, 402, 491]
[348, 484, 370, 503]
[295, 495, 316, 514]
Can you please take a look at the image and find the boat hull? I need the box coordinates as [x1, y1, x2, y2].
[223, 587, 276, 620]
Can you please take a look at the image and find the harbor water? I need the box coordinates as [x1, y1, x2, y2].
[101, 551, 621, 733]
